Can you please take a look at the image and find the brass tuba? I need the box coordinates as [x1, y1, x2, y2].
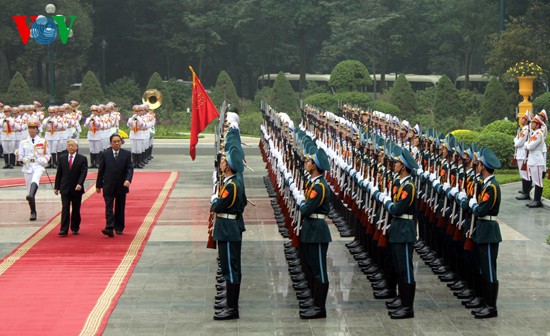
[142, 89, 163, 110]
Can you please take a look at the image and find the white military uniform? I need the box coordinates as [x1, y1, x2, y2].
[18, 135, 50, 193]
[84, 113, 103, 154]
[514, 124, 530, 180]
[525, 127, 547, 187]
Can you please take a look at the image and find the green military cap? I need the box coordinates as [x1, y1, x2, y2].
[427, 128, 435, 141]
[447, 134, 456, 152]
[376, 137, 385, 152]
[399, 147, 419, 170]
[307, 145, 318, 159]
[479, 147, 501, 170]
[313, 147, 330, 171]
[226, 145, 245, 173]
[436, 133, 446, 147]
[391, 145, 403, 161]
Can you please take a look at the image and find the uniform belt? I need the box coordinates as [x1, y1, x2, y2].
[309, 213, 326, 219]
[216, 213, 237, 219]
[394, 214, 414, 220]
[478, 216, 497, 221]
[29, 159, 35, 163]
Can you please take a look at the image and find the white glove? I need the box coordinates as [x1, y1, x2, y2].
[429, 173, 436, 182]
[296, 194, 305, 205]
[38, 157, 48, 167]
[450, 187, 458, 196]
[432, 179, 440, 188]
[423, 171, 430, 179]
[368, 181, 374, 189]
[417, 167, 423, 175]
[210, 194, 217, 203]
[212, 171, 217, 185]
[22, 158, 29, 164]
[371, 185, 379, 195]
[442, 182, 450, 191]
[469, 198, 478, 209]
[378, 191, 386, 203]
[458, 191, 467, 201]
[383, 195, 391, 204]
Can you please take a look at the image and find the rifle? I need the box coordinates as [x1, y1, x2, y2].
[464, 174, 478, 251]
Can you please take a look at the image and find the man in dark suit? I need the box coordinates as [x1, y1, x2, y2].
[96, 133, 134, 237]
[54, 139, 88, 236]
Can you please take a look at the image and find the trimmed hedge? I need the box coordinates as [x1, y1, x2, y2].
[451, 129, 480, 145]
[475, 131, 514, 168]
[367, 101, 400, 116]
[481, 119, 516, 136]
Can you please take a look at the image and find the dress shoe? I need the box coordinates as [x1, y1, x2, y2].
[30, 212, 37, 221]
[299, 306, 326, 319]
[389, 307, 414, 319]
[340, 230, 354, 237]
[213, 308, 239, 320]
[358, 258, 374, 268]
[296, 288, 311, 300]
[353, 252, 369, 261]
[349, 246, 365, 255]
[115, 230, 123, 235]
[299, 297, 314, 309]
[432, 265, 449, 274]
[464, 297, 483, 308]
[373, 288, 397, 299]
[456, 289, 474, 299]
[291, 272, 306, 283]
[371, 279, 387, 290]
[59, 231, 68, 236]
[448, 280, 466, 290]
[516, 193, 530, 200]
[474, 305, 497, 319]
[346, 240, 360, 249]
[72, 231, 79, 235]
[289, 266, 303, 275]
[527, 200, 543, 208]
[438, 272, 458, 282]
[216, 283, 226, 291]
[214, 298, 226, 310]
[362, 265, 380, 275]
[102, 229, 114, 237]
[215, 291, 226, 300]
[385, 297, 402, 309]
[293, 280, 309, 290]
[367, 272, 384, 282]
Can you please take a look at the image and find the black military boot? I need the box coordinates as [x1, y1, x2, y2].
[26, 182, 39, 220]
[2, 154, 9, 169]
[516, 179, 530, 200]
[528, 186, 543, 208]
[474, 281, 498, 319]
[300, 281, 328, 319]
[389, 282, 415, 319]
[214, 282, 239, 320]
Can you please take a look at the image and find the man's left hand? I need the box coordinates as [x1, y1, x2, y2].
[75, 185, 82, 191]
[123, 180, 131, 188]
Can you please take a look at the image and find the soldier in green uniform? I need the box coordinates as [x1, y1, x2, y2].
[377, 146, 418, 319]
[298, 147, 332, 319]
[468, 147, 501, 319]
[211, 145, 246, 320]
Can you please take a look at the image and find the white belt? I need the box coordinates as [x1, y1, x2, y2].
[216, 213, 237, 219]
[310, 213, 326, 219]
[394, 214, 414, 220]
[478, 216, 497, 221]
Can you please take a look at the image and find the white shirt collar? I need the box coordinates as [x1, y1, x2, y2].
[483, 175, 494, 185]
[399, 175, 410, 185]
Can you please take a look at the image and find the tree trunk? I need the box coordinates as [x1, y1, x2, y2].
[464, 51, 471, 89]
[299, 33, 307, 93]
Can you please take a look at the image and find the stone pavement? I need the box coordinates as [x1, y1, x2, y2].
[1, 139, 550, 336]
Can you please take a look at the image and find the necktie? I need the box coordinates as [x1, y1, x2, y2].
[69, 155, 73, 169]
[32, 138, 35, 144]
[114, 151, 118, 161]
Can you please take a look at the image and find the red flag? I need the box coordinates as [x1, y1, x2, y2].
[189, 66, 219, 160]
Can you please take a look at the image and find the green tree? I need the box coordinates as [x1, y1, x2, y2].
[105, 76, 141, 111]
[146, 72, 173, 112]
[433, 75, 465, 122]
[389, 74, 417, 118]
[271, 72, 299, 120]
[367, 101, 400, 116]
[79, 71, 104, 106]
[480, 77, 512, 125]
[211, 71, 239, 109]
[329, 60, 372, 92]
[533, 92, 550, 112]
[5, 71, 31, 105]
[166, 79, 192, 112]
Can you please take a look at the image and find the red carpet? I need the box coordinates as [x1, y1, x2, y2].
[0, 171, 179, 335]
[0, 172, 98, 188]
